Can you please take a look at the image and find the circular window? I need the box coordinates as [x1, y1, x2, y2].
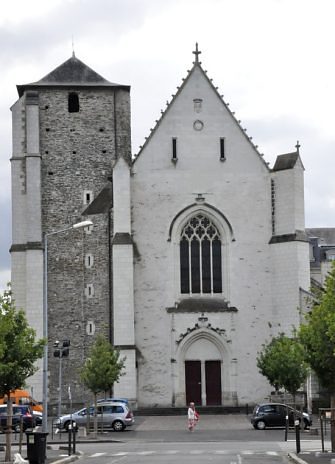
[193, 120, 204, 131]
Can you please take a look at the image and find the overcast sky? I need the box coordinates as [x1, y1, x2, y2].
[1, 0, 335, 292]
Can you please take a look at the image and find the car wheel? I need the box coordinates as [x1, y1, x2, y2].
[256, 420, 266, 430]
[112, 420, 125, 432]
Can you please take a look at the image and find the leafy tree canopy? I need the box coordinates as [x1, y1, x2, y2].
[257, 333, 308, 395]
[0, 286, 45, 397]
[299, 261, 335, 391]
[80, 334, 125, 395]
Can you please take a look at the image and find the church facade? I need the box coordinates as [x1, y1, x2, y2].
[10, 47, 310, 410]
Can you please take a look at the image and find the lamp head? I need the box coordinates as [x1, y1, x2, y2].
[72, 220, 93, 229]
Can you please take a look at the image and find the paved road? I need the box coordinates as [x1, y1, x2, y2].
[1, 414, 329, 464]
[60, 414, 325, 464]
[74, 441, 293, 464]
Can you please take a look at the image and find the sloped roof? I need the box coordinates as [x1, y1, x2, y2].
[82, 182, 113, 215]
[133, 45, 269, 170]
[17, 54, 129, 96]
[272, 151, 300, 171]
[306, 228, 335, 245]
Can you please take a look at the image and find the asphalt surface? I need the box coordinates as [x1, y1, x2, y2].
[0, 414, 334, 464]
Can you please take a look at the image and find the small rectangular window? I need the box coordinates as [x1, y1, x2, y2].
[220, 138, 225, 161]
[85, 254, 94, 269]
[83, 190, 93, 205]
[68, 92, 80, 113]
[85, 284, 94, 298]
[172, 138, 177, 161]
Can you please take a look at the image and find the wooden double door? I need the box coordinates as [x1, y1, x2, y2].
[185, 360, 222, 406]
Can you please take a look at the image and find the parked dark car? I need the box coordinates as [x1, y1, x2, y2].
[251, 403, 312, 430]
[0, 405, 42, 432]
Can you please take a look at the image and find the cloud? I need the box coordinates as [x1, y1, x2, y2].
[1, 0, 335, 291]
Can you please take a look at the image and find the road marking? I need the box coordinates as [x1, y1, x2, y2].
[93, 449, 282, 458]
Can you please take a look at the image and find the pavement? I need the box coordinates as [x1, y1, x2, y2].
[0, 414, 335, 464]
[288, 452, 335, 464]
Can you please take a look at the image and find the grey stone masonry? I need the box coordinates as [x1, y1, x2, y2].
[38, 87, 131, 409]
[11, 55, 131, 411]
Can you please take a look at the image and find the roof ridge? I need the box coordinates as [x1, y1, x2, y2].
[17, 55, 129, 96]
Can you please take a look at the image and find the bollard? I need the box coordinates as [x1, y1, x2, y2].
[68, 426, 72, 456]
[284, 414, 289, 442]
[295, 420, 301, 454]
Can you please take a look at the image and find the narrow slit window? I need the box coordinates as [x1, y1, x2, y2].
[83, 190, 93, 205]
[85, 284, 94, 298]
[172, 138, 177, 161]
[85, 254, 94, 269]
[86, 320, 96, 335]
[68, 92, 80, 113]
[220, 138, 225, 161]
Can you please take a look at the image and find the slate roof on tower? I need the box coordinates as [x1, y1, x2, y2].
[17, 54, 129, 96]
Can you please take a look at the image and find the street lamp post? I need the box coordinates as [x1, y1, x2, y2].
[53, 340, 70, 419]
[42, 220, 93, 433]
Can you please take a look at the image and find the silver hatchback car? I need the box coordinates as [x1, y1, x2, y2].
[55, 401, 134, 432]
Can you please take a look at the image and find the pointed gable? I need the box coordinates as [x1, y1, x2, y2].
[17, 54, 129, 96]
[134, 44, 269, 171]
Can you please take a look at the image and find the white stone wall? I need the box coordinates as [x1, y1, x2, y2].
[131, 64, 309, 407]
[112, 245, 135, 345]
[112, 156, 137, 401]
[113, 158, 131, 234]
[272, 159, 305, 235]
[11, 93, 44, 401]
[11, 252, 27, 310]
[113, 349, 137, 404]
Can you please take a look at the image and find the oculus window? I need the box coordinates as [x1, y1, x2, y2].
[180, 213, 222, 294]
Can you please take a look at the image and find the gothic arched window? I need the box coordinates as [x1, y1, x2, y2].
[68, 92, 79, 113]
[180, 214, 222, 294]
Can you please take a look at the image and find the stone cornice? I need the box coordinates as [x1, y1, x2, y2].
[167, 298, 238, 313]
[269, 230, 308, 244]
[113, 345, 136, 350]
[112, 232, 133, 245]
[10, 242, 43, 252]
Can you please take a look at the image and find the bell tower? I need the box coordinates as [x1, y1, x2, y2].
[10, 55, 133, 408]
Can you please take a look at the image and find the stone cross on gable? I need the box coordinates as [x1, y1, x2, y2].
[295, 140, 301, 154]
[193, 43, 201, 63]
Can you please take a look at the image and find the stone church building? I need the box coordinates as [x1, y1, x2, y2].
[10, 46, 310, 410]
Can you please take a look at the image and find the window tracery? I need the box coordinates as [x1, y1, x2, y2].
[180, 213, 222, 294]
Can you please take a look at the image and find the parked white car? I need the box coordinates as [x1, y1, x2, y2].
[55, 401, 134, 432]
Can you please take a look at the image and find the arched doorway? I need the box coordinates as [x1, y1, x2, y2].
[184, 336, 223, 406]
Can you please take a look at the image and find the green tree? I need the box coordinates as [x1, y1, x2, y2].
[80, 334, 125, 436]
[0, 285, 45, 462]
[299, 261, 335, 451]
[257, 333, 308, 403]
